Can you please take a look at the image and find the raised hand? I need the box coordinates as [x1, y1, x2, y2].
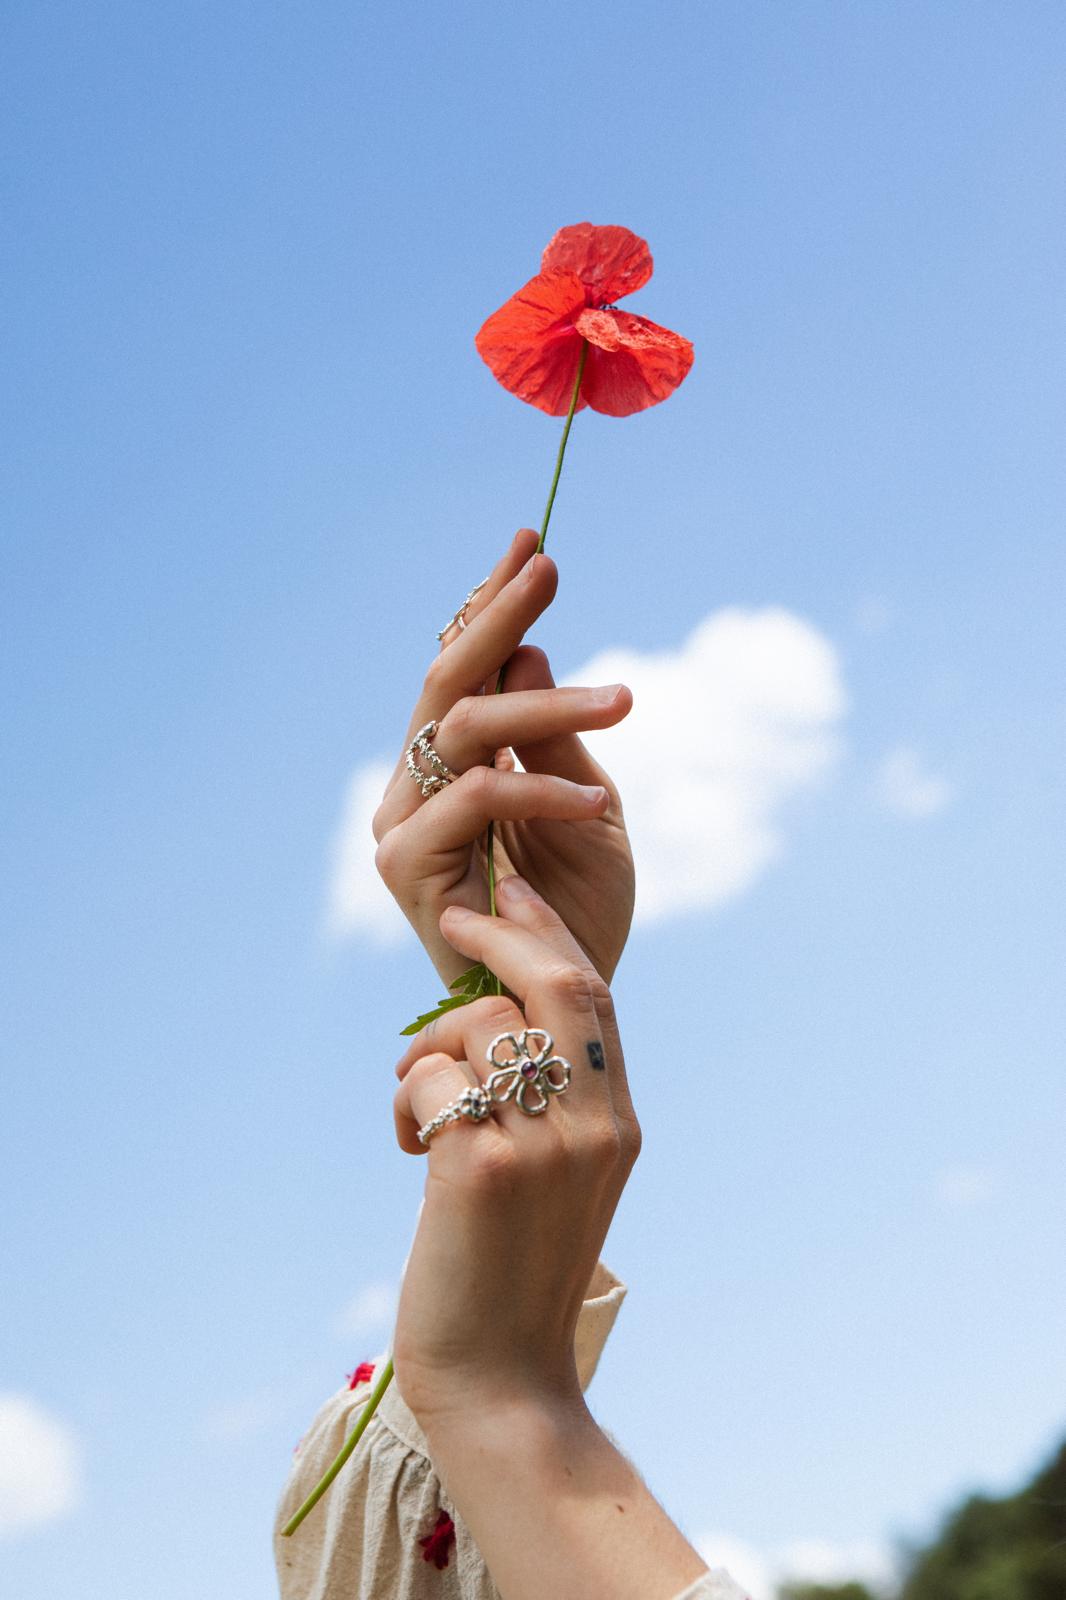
[387, 884, 710, 1600]
[373, 528, 635, 986]
[391, 875, 639, 1423]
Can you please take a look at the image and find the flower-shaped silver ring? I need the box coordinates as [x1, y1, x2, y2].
[484, 1028, 571, 1116]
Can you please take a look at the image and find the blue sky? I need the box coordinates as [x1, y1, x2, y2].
[2, 2, 1065, 1595]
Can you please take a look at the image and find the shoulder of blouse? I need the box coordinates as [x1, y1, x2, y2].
[275, 1261, 628, 1599]
[670, 1568, 752, 1600]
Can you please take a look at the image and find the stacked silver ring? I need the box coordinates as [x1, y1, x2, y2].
[405, 720, 457, 798]
[417, 1029, 572, 1146]
[436, 579, 487, 642]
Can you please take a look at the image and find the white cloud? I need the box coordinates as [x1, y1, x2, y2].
[325, 758, 409, 944]
[332, 1281, 397, 1342]
[698, 1530, 895, 1599]
[568, 608, 847, 923]
[0, 1393, 83, 1540]
[875, 746, 953, 819]
[778, 1536, 895, 1589]
[934, 1164, 997, 1212]
[324, 607, 846, 941]
[697, 1532, 772, 1598]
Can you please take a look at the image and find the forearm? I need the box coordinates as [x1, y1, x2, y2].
[423, 1393, 709, 1600]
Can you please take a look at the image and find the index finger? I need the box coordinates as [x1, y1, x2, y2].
[435, 527, 539, 651]
[435, 898, 630, 1114]
[405, 552, 559, 741]
[475, 875, 637, 1131]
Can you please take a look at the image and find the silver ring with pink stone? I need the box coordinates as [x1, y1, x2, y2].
[416, 1029, 572, 1147]
[484, 1028, 571, 1116]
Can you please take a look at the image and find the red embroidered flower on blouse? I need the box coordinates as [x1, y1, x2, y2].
[346, 1361, 375, 1390]
[475, 223, 694, 418]
[418, 1509, 456, 1570]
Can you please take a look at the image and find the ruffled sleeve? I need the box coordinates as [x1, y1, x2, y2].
[274, 1261, 627, 1600]
[670, 1570, 752, 1600]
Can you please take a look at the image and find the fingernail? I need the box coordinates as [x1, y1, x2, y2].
[583, 785, 608, 804]
[523, 553, 540, 582]
[443, 904, 475, 923]
[499, 874, 537, 902]
[591, 684, 624, 705]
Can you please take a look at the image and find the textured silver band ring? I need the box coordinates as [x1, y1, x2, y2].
[405, 720, 458, 799]
[436, 578, 488, 642]
[416, 1028, 572, 1146]
[417, 1084, 493, 1146]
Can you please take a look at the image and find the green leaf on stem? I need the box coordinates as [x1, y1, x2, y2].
[399, 962, 497, 1035]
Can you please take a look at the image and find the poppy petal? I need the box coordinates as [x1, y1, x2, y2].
[475, 269, 589, 415]
[575, 307, 694, 417]
[542, 223, 653, 306]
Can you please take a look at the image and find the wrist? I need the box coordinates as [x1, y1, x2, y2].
[419, 1383, 591, 1470]
[419, 1387, 710, 1600]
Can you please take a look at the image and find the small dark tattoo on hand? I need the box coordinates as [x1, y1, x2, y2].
[586, 1040, 606, 1071]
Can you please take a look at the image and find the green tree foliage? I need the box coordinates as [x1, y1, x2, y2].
[779, 1584, 878, 1600]
[774, 1437, 1066, 1600]
[900, 1439, 1066, 1600]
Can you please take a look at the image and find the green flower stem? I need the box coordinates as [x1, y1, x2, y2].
[486, 339, 588, 984]
[280, 1358, 394, 1537]
[536, 338, 588, 556]
[283, 343, 590, 1539]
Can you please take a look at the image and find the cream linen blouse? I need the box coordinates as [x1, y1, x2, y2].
[274, 1262, 747, 1600]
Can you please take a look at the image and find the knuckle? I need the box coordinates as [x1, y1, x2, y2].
[459, 764, 496, 805]
[374, 833, 404, 887]
[465, 1134, 519, 1194]
[422, 651, 450, 694]
[407, 1051, 454, 1091]
[511, 644, 550, 680]
[543, 963, 591, 1009]
[619, 1112, 643, 1169]
[443, 696, 478, 742]
[585, 972, 614, 1012]
[392, 1085, 417, 1136]
[465, 996, 522, 1034]
[579, 1117, 624, 1171]
[518, 1119, 569, 1178]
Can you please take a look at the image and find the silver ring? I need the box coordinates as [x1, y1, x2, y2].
[417, 1084, 492, 1146]
[484, 1028, 571, 1116]
[437, 579, 487, 642]
[416, 1029, 572, 1146]
[405, 720, 458, 799]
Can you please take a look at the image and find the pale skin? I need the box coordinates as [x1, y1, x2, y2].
[373, 526, 635, 986]
[374, 540, 710, 1599]
[392, 884, 710, 1600]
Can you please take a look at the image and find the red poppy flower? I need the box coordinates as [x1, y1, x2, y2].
[475, 223, 694, 418]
